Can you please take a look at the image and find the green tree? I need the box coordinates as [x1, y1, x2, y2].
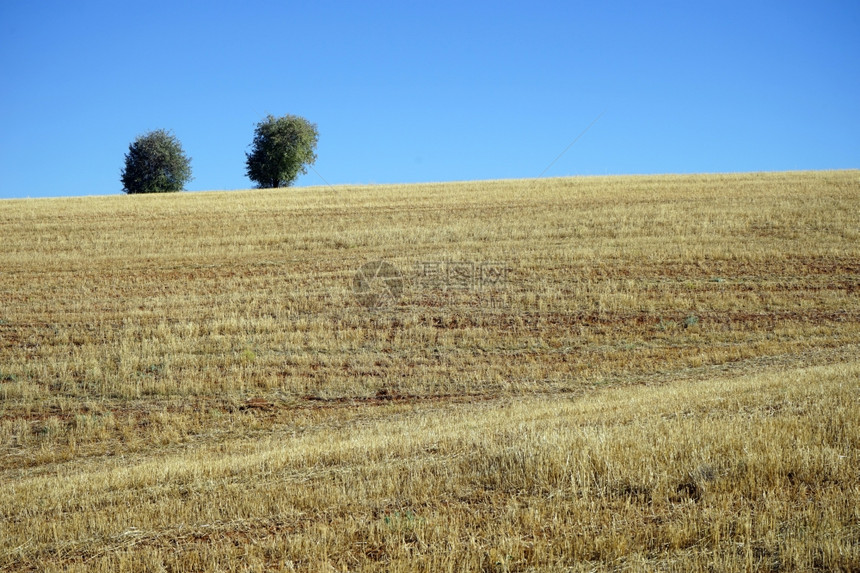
[121, 129, 192, 194]
[245, 114, 319, 188]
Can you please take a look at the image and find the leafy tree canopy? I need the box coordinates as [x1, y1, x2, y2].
[245, 114, 319, 188]
[121, 129, 192, 194]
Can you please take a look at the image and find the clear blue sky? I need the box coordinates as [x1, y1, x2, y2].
[1, 1, 858, 198]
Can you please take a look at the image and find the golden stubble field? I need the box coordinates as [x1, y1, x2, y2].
[0, 170, 858, 571]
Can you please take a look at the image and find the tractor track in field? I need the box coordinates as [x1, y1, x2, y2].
[4, 340, 859, 420]
[2, 341, 856, 432]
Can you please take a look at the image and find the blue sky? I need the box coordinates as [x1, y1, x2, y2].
[1, 1, 858, 198]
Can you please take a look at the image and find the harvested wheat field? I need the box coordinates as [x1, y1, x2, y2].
[1, 170, 859, 571]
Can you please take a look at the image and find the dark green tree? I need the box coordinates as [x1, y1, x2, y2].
[121, 129, 192, 194]
[245, 114, 319, 188]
